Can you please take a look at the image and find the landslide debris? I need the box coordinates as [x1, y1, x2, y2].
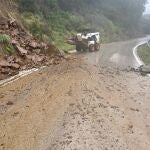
[0, 19, 64, 80]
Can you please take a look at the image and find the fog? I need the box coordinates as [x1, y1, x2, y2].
[144, 0, 150, 14]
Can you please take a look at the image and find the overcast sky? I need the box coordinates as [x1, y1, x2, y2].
[144, 0, 150, 14]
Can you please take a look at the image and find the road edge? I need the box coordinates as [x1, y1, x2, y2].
[133, 41, 150, 76]
[0, 66, 46, 87]
[133, 41, 146, 66]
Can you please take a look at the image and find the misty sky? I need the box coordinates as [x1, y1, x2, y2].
[144, 0, 150, 14]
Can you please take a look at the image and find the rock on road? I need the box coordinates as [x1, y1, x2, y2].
[0, 37, 150, 150]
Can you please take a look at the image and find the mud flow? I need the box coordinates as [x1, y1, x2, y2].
[0, 54, 150, 150]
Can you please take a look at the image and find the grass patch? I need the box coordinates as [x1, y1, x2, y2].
[21, 12, 77, 51]
[20, 10, 129, 52]
[0, 34, 15, 54]
[138, 44, 150, 65]
[20, 10, 128, 51]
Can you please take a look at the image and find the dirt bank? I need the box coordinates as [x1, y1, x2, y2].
[0, 55, 150, 150]
[0, 19, 63, 80]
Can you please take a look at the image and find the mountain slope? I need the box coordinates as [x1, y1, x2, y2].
[17, 0, 147, 50]
[0, 0, 148, 49]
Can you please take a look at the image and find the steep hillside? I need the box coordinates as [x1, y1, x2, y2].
[0, 0, 147, 51]
[17, 0, 147, 50]
[0, 0, 63, 80]
[141, 14, 150, 33]
[0, 0, 17, 20]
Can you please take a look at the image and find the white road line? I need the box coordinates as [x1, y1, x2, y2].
[1, 39, 150, 87]
[0, 66, 46, 87]
[133, 41, 146, 66]
[133, 41, 150, 77]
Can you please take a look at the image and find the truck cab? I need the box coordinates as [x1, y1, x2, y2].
[76, 32, 100, 52]
[67, 30, 101, 52]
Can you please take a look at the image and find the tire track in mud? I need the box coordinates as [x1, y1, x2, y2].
[47, 63, 150, 150]
[0, 52, 150, 149]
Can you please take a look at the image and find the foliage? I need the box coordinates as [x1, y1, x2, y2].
[0, 34, 11, 44]
[138, 44, 150, 65]
[141, 14, 150, 34]
[0, 34, 15, 54]
[18, 0, 36, 12]
[18, 0, 58, 14]
[18, 0, 147, 50]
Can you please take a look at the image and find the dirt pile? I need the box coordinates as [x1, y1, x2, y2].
[0, 19, 64, 80]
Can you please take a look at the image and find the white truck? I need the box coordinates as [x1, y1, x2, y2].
[67, 31, 101, 52]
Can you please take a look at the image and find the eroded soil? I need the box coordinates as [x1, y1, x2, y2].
[0, 56, 150, 150]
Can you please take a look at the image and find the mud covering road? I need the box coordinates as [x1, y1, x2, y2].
[0, 38, 150, 150]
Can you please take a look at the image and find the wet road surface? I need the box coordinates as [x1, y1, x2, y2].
[0, 37, 150, 150]
[85, 36, 150, 69]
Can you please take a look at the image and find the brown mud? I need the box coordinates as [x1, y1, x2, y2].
[0, 56, 150, 150]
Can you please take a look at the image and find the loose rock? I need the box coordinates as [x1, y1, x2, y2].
[0, 19, 64, 80]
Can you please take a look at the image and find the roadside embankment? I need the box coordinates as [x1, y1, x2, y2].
[137, 43, 150, 65]
[0, 19, 65, 81]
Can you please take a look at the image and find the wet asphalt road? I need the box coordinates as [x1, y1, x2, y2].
[85, 36, 150, 69]
[1, 36, 150, 150]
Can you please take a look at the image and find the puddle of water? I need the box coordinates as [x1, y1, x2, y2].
[110, 53, 123, 64]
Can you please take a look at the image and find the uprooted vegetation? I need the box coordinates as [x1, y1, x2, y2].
[0, 19, 64, 80]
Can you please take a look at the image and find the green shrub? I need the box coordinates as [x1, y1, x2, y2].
[138, 44, 150, 65]
[18, 0, 36, 12]
[0, 34, 15, 54]
[0, 34, 11, 44]
[18, 0, 146, 48]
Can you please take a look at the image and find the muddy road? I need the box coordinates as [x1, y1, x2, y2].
[0, 38, 150, 150]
